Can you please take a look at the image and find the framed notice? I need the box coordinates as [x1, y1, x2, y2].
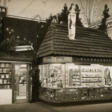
[66, 63, 81, 87]
[19, 84, 27, 97]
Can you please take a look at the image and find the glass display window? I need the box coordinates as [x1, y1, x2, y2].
[39, 64, 65, 88]
[0, 63, 12, 89]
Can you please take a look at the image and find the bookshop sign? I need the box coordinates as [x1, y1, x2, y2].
[67, 64, 112, 87]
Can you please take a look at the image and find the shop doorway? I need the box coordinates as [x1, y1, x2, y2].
[14, 64, 29, 103]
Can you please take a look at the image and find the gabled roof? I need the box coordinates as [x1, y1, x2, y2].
[37, 23, 112, 58]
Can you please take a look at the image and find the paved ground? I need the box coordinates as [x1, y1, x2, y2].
[0, 102, 112, 112]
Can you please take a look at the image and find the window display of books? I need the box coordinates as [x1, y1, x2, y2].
[0, 63, 12, 89]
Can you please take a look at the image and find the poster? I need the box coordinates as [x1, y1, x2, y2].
[39, 64, 65, 88]
[39, 63, 112, 88]
[103, 66, 112, 86]
[66, 63, 81, 87]
[66, 64, 112, 88]
[19, 84, 27, 97]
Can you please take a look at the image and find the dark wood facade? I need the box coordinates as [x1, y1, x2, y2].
[0, 14, 40, 104]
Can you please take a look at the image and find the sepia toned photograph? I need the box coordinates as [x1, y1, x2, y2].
[0, 0, 112, 112]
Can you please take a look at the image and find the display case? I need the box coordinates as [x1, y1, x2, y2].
[0, 63, 12, 89]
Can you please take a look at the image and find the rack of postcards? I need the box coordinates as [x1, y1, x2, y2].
[0, 63, 12, 89]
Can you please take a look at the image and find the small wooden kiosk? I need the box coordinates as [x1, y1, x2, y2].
[37, 23, 112, 103]
[0, 6, 34, 104]
[0, 51, 32, 105]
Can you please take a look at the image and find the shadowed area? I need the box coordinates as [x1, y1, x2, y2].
[0, 102, 112, 112]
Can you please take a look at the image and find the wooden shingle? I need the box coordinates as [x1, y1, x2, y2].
[37, 23, 112, 58]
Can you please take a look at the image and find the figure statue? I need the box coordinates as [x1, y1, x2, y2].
[103, 4, 110, 19]
[58, 4, 68, 24]
[75, 4, 83, 27]
[98, 4, 110, 33]
[68, 3, 76, 40]
[104, 68, 111, 85]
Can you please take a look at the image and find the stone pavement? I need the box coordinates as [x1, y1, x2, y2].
[0, 102, 112, 112]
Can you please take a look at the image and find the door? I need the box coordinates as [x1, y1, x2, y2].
[14, 64, 29, 103]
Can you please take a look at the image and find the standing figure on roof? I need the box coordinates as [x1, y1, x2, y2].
[68, 3, 76, 40]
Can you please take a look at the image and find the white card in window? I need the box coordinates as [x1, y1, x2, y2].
[6, 74, 9, 78]
[0, 69, 2, 73]
[3, 69, 6, 73]
[6, 64, 9, 67]
[1, 63, 5, 67]
[1, 75, 4, 78]
[7, 85, 10, 88]
[4, 80, 7, 84]
[0, 79, 2, 84]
